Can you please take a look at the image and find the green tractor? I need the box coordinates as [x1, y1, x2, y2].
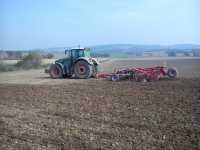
[46, 48, 98, 79]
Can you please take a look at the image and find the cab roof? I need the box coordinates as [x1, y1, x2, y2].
[70, 48, 90, 51]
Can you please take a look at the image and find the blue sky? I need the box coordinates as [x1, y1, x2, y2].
[0, 0, 199, 50]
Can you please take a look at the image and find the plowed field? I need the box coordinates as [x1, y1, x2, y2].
[0, 79, 200, 149]
[0, 58, 200, 149]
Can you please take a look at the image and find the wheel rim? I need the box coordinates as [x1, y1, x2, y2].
[168, 69, 177, 78]
[50, 64, 62, 78]
[74, 60, 92, 79]
[78, 65, 86, 75]
[53, 67, 59, 75]
[170, 70, 176, 76]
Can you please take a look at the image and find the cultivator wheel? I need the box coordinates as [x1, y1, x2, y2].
[167, 68, 178, 78]
[74, 60, 92, 79]
[49, 64, 63, 79]
[111, 74, 120, 81]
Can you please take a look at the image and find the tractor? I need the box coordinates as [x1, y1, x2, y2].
[46, 48, 98, 79]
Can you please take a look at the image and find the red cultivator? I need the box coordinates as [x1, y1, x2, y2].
[97, 66, 178, 82]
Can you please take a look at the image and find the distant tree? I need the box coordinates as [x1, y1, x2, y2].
[135, 52, 142, 57]
[6, 51, 22, 59]
[42, 53, 54, 59]
[167, 51, 176, 57]
[184, 52, 190, 56]
[0, 51, 8, 59]
[16, 53, 42, 69]
[192, 50, 200, 56]
[91, 53, 110, 57]
[125, 52, 134, 55]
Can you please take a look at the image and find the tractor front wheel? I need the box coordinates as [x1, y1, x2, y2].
[74, 60, 92, 79]
[49, 64, 63, 79]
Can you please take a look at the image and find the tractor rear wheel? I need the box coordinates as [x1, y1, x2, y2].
[49, 64, 63, 79]
[74, 60, 92, 79]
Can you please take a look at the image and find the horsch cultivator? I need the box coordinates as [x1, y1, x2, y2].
[97, 66, 178, 82]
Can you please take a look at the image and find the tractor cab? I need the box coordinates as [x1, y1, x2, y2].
[65, 48, 91, 61]
[47, 47, 98, 79]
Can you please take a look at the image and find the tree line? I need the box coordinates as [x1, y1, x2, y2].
[0, 51, 54, 60]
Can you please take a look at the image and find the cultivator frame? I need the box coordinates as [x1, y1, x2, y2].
[97, 66, 178, 82]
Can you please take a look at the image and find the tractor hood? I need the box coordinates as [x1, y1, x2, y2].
[76, 57, 99, 65]
[55, 58, 69, 64]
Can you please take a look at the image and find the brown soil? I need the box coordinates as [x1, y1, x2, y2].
[0, 78, 200, 149]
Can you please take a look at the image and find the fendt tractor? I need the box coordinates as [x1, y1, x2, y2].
[46, 48, 98, 79]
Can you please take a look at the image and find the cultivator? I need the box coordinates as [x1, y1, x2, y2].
[96, 66, 178, 82]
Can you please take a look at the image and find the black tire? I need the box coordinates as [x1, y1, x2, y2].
[63, 74, 72, 78]
[49, 64, 63, 79]
[74, 60, 92, 79]
[111, 74, 120, 81]
[167, 68, 178, 78]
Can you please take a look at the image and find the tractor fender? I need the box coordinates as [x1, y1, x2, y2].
[55, 62, 65, 74]
[91, 58, 99, 65]
[75, 57, 93, 65]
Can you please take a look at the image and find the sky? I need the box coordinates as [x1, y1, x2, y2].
[0, 0, 200, 50]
